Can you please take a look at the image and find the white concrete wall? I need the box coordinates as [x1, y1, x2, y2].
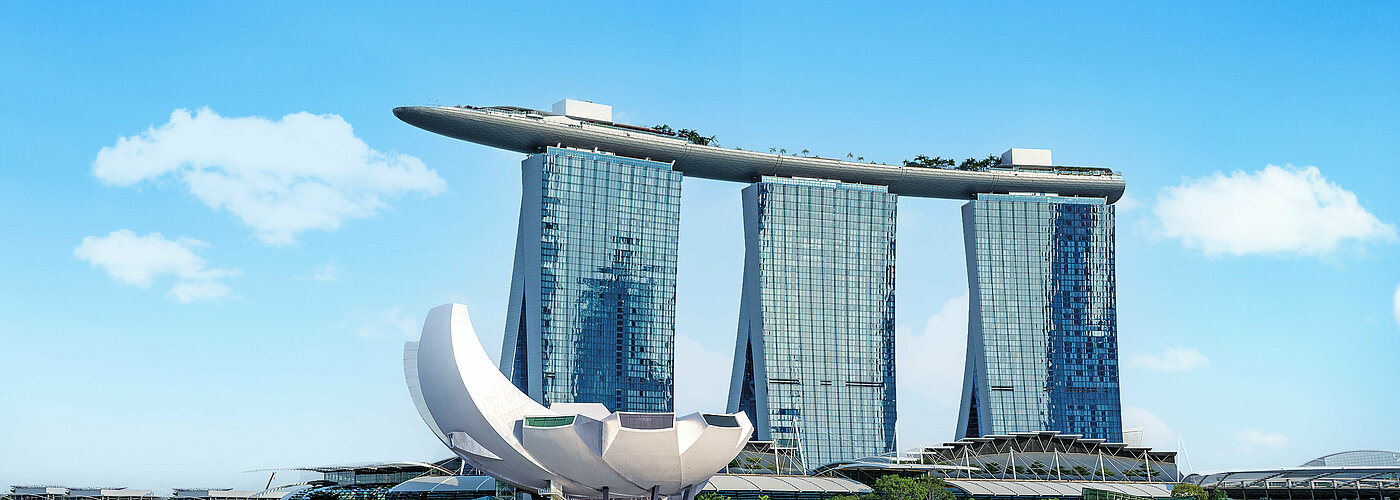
[552, 99, 612, 122]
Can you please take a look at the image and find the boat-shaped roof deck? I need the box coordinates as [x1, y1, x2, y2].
[393, 105, 1125, 203]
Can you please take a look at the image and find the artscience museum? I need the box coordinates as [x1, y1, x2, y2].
[403, 304, 754, 500]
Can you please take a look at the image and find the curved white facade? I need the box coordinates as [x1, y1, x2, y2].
[405, 304, 753, 499]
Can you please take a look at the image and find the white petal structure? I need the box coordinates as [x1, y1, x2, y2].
[406, 304, 753, 499]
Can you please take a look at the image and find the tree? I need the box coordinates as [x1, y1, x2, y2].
[902, 155, 955, 168]
[676, 128, 717, 146]
[770, 147, 777, 153]
[847, 153, 855, 159]
[957, 154, 1003, 171]
[1172, 484, 1208, 500]
[652, 124, 675, 134]
[779, 148, 787, 154]
[872, 475, 954, 500]
[801, 149, 811, 156]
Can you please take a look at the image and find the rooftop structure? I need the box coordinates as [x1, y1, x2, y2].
[391, 104, 1125, 202]
[1188, 463, 1400, 500]
[815, 432, 1177, 483]
[170, 490, 292, 500]
[385, 476, 499, 500]
[1303, 450, 1400, 467]
[9, 488, 156, 500]
[943, 480, 1176, 500]
[701, 474, 870, 500]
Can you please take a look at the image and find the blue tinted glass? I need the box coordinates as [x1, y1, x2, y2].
[732, 176, 897, 470]
[957, 194, 1122, 441]
[506, 148, 681, 413]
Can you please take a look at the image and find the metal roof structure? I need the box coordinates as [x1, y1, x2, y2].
[392, 105, 1126, 203]
[386, 476, 497, 494]
[1303, 450, 1400, 467]
[701, 474, 871, 494]
[944, 480, 1173, 498]
[815, 432, 1177, 484]
[919, 431, 1176, 464]
[248, 461, 454, 475]
[171, 489, 292, 499]
[1190, 466, 1400, 490]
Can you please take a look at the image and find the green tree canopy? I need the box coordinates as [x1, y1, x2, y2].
[902, 153, 1003, 171]
[872, 475, 954, 500]
[676, 128, 717, 146]
[1171, 483, 1230, 500]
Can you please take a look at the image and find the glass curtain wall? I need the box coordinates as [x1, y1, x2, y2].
[956, 194, 1121, 441]
[502, 147, 681, 412]
[729, 176, 897, 470]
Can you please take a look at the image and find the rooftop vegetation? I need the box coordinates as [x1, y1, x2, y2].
[651, 124, 718, 146]
[904, 154, 1003, 171]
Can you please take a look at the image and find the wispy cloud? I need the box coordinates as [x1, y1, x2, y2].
[1236, 428, 1288, 453]
[1122, 406, 1175, 450]
[1392, 284, 1400, 329]
[1127, 347, 1210, 372]
[93, 108, 446, 246]
[74, 230, 239, 303]
[896, 291, 969, 448]
[300, 263, 340, 283]
[352, 307, 420, 340]
[899, 291, 970, 408]
[1153, 165, 1393, 256]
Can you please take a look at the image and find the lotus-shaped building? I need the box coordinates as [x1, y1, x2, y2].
[403, 304, 754, 500]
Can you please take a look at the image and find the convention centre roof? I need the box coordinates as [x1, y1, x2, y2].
[943, 480, 1173, 498]
[702, 475, 871, 495]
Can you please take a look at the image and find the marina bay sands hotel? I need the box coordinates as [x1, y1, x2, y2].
[394, 100, 1125, 471]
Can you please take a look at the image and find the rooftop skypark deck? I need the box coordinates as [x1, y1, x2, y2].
[392, 102, 1126, 202]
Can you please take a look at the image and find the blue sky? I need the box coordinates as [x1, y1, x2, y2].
[2, 1, 1398, 492]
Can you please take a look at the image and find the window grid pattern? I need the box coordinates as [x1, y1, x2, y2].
[523, 148, 680, 412]
[962, 194, 1122, 441]
[742, 177, 897, 470]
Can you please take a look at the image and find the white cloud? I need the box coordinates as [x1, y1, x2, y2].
[1127, 347, 1210, 371]
[74, 230, 238, 303]
[1113, 192, 1142, 213]
[1235, 428, 1288, 453]
[1392, 284, 1400, 329]
[897, 291, 969, 448]
[1153, 165, 1394, 256]
[301, 263, 340, 283]
[353, 307, 420, 340]
[674, 334, 732, 415]
[1122, 406, 1175, 451]
[93, 108, 446, 245]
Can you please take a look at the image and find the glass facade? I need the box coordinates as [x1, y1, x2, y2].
[728, 176, 897, 471]
[956, 194, 1121, 442]
[501, 147, 681, 412]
